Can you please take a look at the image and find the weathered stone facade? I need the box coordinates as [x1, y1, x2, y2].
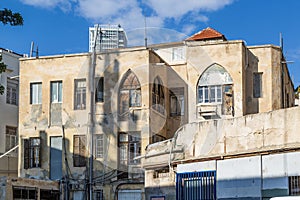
[16, 28, 295, 199]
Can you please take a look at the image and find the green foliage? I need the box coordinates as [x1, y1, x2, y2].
[0, 8, 23, 94]
[0, 8, 23, 26]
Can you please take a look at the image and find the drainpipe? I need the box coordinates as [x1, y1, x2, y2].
[88, 24, 100, 200]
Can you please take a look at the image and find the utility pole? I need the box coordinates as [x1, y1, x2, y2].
[88, 24, 100, 200]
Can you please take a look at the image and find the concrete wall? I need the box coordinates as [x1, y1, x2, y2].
[143, 106, 300, 198]
[145, 151, 300, 200]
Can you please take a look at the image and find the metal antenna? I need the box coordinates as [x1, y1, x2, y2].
[280, 32, 283, 51]
[144, 17, 148, 48]
[30, 42, 34, 57]
[30, 41, 39, 58]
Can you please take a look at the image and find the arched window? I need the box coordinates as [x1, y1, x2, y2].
[152, 76, 165, 114]
[197, 64, 233, 104]
[119, 70, 141, 117]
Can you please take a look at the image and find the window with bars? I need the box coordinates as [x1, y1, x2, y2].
[95, 134, 104, 158]
[24, 137, 41, 169]
[176, 171, 216, 200]
[289, 176, 300, 195]
[73, 135, 86, 167]
[30, 82, 42, 104]
[5, 126, 17, 152]
[152, 77, 165, 114]
[74, 79, 86, 110]
[51, 81, 62, 103]
[6, 79, 18, 105]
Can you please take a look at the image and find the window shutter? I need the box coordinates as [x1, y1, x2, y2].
[38, 137, 41, 167]
[80, 136, 86, 166]
[24, 139, 29, 169]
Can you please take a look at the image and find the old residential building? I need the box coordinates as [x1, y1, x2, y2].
[2, 27, 294, 199]
[0, 48, 22, 178]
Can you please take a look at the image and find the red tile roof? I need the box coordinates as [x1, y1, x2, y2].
[186, 27, 226, 41]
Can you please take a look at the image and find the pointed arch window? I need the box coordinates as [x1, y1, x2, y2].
[152, 77, 165, 114]
[119, 70, 141, 118]
[198, 64, 233, 104]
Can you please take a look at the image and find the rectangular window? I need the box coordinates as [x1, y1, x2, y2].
[118, 132, 141, 166]
[6, 79, 18, 105]
[289, 176, 300, 195]
[73, 135, 86, 167]
[129, 89, 141, 107]
[5, 126, 17, 152]
[198, 85, 222, 103]
[253, 72, 262, 98]
[119, 133, 128, 166]
[51, 81, 62, 103]
[93, 190, 104, 200]
[13, 186, 37, 199]
[74, 79, 86, 110]
[30, 82, 42, 104]
[24, 137, 41, 169]
[129, 134, 141, 164]
[172, 47, 184, 61]
[96, 77, 104, 102]
[170, 87, 184, 116]
[95, 134, 104, 158]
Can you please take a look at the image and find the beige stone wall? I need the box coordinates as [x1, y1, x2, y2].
[143, 106, 300, 169]
[248, 45, 294, 111]
[18, 48, 187, 197]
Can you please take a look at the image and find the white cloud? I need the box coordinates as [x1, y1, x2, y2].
[19, 0, 235, 44]
[20, 0, 73, 11]
[143, 0, 234, 19]
[75, 0, 137, 20]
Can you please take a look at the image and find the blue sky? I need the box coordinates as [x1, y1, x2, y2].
[1, 0, 300, 87]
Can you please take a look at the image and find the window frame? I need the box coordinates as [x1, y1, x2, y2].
[74, 79, 86, 110]
[6, 79, 18, 105]
[30, 82, 42, 105]
[198, 85, 222, 104]
[24, 137, 41, 169]
[95, 77, 104, 102]
[118, 132, 141, 166]
[172, 47, 184, 61]
[152, 77, 165, 114]
[253, 72, 263, 98]
[5, 126, 17, 152]
[169, 87, 184, 116]
[51, 81, 63, 103]
[95, 134, 104, 158]
[119, 71, 142, 120]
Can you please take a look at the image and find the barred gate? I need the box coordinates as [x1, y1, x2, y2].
[176, 171, 216, 200]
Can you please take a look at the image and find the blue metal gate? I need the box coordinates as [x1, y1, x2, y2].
[176, 171, 216, 200]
